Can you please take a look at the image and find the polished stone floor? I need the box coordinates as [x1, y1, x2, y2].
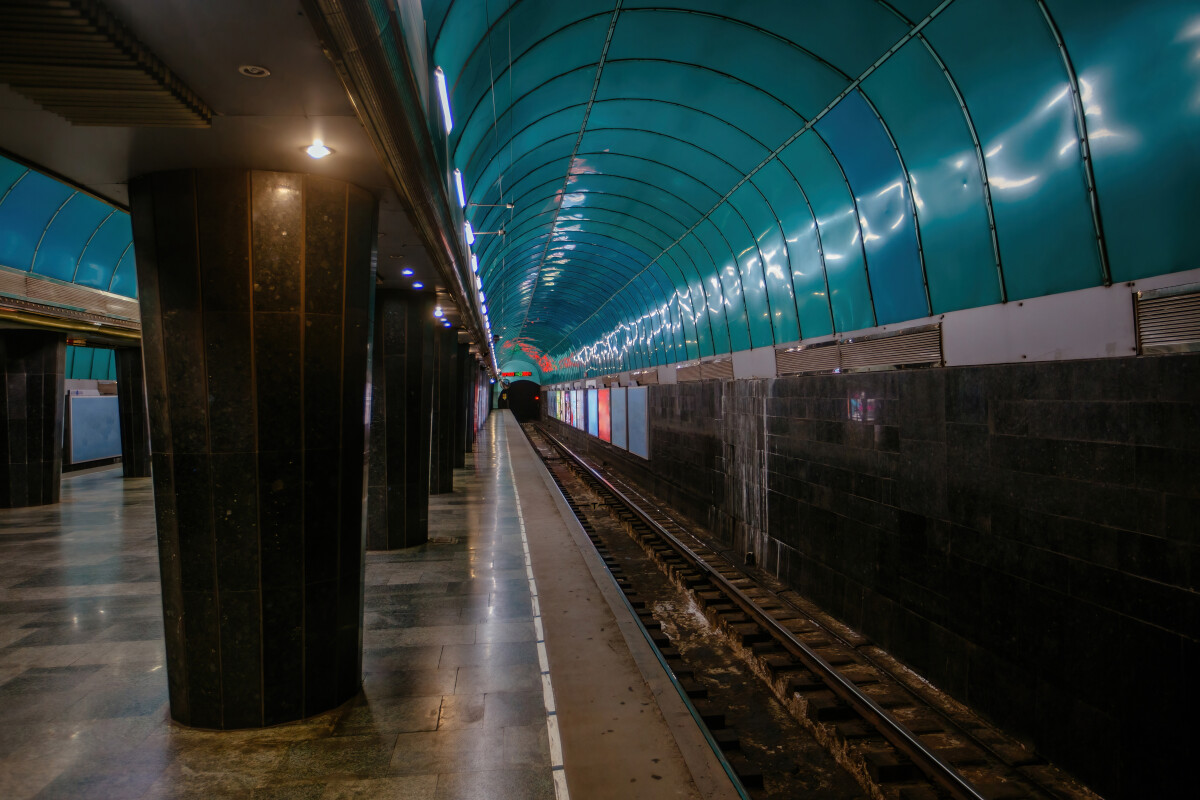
[0, 417, 555, 799]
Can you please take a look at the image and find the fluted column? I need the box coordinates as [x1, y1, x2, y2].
[366, 290, 434, 550]
[130, 168, 376, 729]
[428, 326, 456, 495]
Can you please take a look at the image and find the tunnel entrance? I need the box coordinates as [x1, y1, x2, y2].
[499, 379, 541, 423]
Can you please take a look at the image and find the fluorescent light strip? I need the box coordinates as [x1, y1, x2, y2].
[464, 221, 475, 245]
[454, 169, 466, 208]
[434, 67, 453, 132]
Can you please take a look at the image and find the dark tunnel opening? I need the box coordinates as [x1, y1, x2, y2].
[498, 379, 541, 423]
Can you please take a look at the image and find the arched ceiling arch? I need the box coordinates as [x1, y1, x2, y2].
[427, 0, 1199, 381]
[0, 154, 135, 298]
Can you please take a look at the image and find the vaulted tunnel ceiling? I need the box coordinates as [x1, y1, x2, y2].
[426, 0, 1200, 381]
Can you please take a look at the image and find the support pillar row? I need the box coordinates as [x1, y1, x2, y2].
[115, 347, 151, 478]
[367, 290, 434, 550]
[428, 326, 456, 495]
[131, 168, 376, 729]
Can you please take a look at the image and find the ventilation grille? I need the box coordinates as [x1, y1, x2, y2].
[703, 357, 734, 380]
[1136, 283, 1200, 355]
[630, 368, 659, 385]
[775, 343, 840, 375]
[0, 0, 211, 127]
[675, 357, 735, 382]
[776, 324, 942, 376]
[0, 268, 140, 328]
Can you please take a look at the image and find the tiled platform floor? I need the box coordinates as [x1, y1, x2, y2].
[0, 415, 560, 800]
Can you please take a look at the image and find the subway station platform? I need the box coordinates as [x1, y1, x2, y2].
[0, 412, 736, 800]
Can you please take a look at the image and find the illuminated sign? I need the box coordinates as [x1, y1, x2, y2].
[500, 371, 533, 377]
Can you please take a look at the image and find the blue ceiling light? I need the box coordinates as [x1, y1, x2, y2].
[464, 221, 474, 245]
[454, 169, 466, 208]
[412, 282, 424, 289]
[401, 268, 413, 276]
[434, 66, 453, 132]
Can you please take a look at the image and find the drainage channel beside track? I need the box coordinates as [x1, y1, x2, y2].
[524, 422, 1100, 800]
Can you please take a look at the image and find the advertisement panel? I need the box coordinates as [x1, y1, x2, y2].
[628, 386, 649, 459]
[598, 389, 610, 442]
[611, 387, 627, 449]
[586, 389, 599, 437]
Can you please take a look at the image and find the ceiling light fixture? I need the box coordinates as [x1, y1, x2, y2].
[434, 67, 453, 132]
[401, 268, 414, 276]
[413, 282, 424, 289]
[238, 65, 271, 77]
[434, 306, 444, 318]
[470, 254, 478, 273]
[464, 221, 475, 245]
[454, 169, 466, 208]
[305, 139, 332, 159]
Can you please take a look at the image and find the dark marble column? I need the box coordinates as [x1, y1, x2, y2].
[0, 330, 65, 507]
[366, 290, 434, 550]
[114, 347, 151, 478]
[130, 169, 376, 729]
[453, 342, 469, 468]
[428, 327, 456, 494]
[463, 359, 472, 453]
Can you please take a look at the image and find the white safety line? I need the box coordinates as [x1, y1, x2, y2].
[511, 464, 570, 800]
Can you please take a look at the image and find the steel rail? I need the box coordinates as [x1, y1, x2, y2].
[539, 426, 988, 800]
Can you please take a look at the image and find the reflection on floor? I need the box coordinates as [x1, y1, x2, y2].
[0, 422, 554, 799]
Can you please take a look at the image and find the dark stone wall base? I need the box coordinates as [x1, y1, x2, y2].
[544, 353, 1200, 799]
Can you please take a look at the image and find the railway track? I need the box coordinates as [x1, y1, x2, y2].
[524, 422, 1098, 800]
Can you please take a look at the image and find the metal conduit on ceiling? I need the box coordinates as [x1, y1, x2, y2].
[423, 0, 1200, 381]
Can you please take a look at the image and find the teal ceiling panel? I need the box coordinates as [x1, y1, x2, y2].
[75, 213, 131, 291]
[862, 38, 1001, 313]
[778, 132, 875, 333]
[692, 216, 750, 353]
[817, 90, 928, 325]
[0, 155, 135, 299]
[422, 1, 1198, 380]
[927, 0, 1101, 300]
[0, 169, 73, 272]
[753, 159, 832, 340]
[1046, 0, 1200, 281]
[34, 195, 113, 283]
[608, 8, 848, 120]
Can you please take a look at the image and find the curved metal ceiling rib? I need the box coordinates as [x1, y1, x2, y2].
[429, 0, 1199, 381]
[0, 154, 136, 298]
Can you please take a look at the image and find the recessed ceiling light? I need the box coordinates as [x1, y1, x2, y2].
[401, 268, 414, 276]
[238, 65, 271, 78]
[413, 282, 424, 289]
[305, 139, 332, 159]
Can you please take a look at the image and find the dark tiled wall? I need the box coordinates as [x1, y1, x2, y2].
[547, 354, 1199, 799]
[115, 347, 151, 478]
[0, 330, 65, 507]
[130, 169, 376, 729]
[367, 290, 434, 550]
